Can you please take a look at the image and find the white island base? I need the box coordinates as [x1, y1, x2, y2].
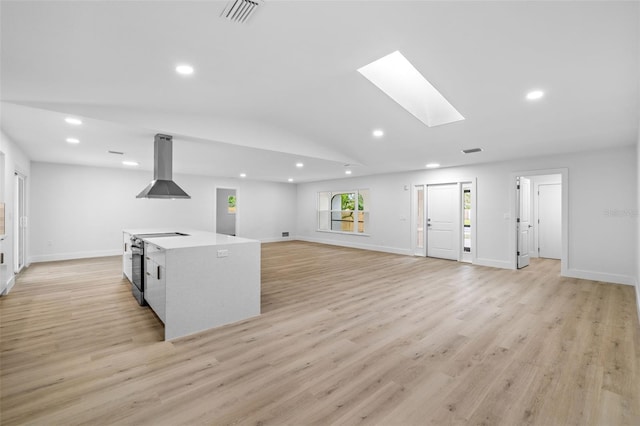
[124, 229, 260, 340]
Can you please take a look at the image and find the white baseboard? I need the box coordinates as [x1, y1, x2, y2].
[296, 236, 413, 256]
[564, 268, 635, 286]
[30, 249, 122, 264]
[0, 274, 16, 296]
[473, 258, 513, 270]
[259, 236, 297, 244]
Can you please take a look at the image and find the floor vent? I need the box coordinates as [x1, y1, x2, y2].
[221, 0, 262, 24]
[282, 232, 289, 237]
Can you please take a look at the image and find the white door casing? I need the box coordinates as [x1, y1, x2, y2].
[517, 177, 531, 268]
[538, 184, 562, 259]
[15, 173, 26, 274]
[427, 183, 459, 261]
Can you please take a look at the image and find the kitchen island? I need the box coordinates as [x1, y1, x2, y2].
[123, 228, 260, 340]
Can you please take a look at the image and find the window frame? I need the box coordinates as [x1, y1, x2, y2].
[317, 189, 370, 236]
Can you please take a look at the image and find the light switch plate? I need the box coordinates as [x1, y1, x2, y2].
[217, 249, 229, 258]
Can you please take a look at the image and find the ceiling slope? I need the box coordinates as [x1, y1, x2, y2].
[1, 1, 638, 182]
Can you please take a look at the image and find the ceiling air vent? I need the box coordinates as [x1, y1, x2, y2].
[221, 0, 262, 24]
[462, 148, 483, 154]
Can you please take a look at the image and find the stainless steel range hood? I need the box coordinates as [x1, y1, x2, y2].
[136, 134, 190, 199]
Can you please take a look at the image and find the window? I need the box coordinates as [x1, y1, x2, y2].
[463, 187, 471, 253]
[318, 189, 369, 234]
[227, 195, 236, 214]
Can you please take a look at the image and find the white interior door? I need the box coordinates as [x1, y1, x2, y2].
[538, 184, 562, 259]
[427, 183, 459, 260]
[517, 177, 531, 268]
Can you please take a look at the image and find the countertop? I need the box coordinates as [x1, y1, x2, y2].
[123, 228, 259, 250]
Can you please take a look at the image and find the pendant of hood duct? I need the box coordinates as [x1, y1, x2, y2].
[136, 134, 190, 199]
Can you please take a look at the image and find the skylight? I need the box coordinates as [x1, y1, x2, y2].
[358, 51, 464, 128]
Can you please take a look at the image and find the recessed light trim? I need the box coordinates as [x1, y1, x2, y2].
[240, 173, 247, 178]
[526, 90, 544, 100]
[287, 178, 294, 182]
[425, 163, 440, 168]
[65, 117, 82, 125]
[122, 161, 139, 166]
[66, 138, 80, 144]
[345, 170, 352, 175]
[372, 129, 384, 138]
[176, 64, 194, 75]
[296, 162, 304, 168]
[358, 51, 465, 128]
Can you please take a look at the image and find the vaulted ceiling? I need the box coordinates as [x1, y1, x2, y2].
[1, 1, 638, 182]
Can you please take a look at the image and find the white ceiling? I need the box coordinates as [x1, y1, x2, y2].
[1, 1, 638, 183]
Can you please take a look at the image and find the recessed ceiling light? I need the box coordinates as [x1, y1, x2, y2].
[122, 161, 139, 166]
[296, 162, 304, 168]
[526, 90, 544, 100]
[65, 117, 82, 125]
[240, 173, 247, 178]
[426, 163, 440, 168]
[345, 170, 352, 175]
[287, 178, 294, 182]
[372, 129, 384, 138]
[66, 138, 80, 144]
[176, 64, 194, 75]
[358, 51, 465, 128]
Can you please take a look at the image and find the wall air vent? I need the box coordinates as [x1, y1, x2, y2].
[221, 0, 262, 24]
[462, 148, 483, 154]
[108, 150, 124, 155]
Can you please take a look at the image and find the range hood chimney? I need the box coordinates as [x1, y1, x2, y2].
[136, 134, 190, 199]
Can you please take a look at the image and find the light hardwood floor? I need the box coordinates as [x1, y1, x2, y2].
[1, 241, 639, 425]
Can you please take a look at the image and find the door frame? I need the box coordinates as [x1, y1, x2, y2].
[14, 172, 26, 273]
[411, 177, 477, 262]
[509, 168, 568, 274]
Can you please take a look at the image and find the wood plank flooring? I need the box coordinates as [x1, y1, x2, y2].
[1, 241, 639, 425]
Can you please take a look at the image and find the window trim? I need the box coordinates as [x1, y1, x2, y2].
[317, 189, 370, 236]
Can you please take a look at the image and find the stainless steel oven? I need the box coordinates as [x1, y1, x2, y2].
[130, 237, 146, 305]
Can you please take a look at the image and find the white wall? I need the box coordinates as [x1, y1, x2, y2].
[297, 145, 637, 285]
[29, 162, 297, 262]
[0, 130, 31, 294]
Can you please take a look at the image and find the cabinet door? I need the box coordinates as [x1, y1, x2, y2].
[123, 233, 132, 283]
[154, 262, 166, 323]
[144, 243, 166, 323]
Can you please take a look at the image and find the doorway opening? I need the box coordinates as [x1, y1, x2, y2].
[216, 188, 237, 236]
[514, 172, 563, 271]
